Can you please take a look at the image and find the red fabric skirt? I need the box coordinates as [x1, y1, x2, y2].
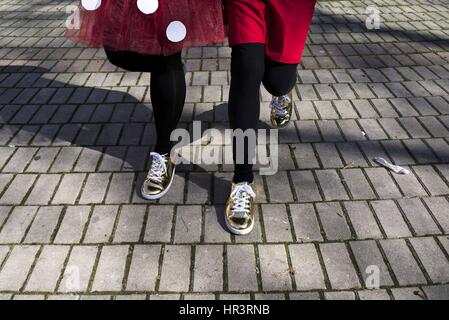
[65, 0, 225, 55]
[226, 0, 316, 64]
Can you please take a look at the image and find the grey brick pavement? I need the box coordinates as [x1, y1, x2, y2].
[0, 0, 449, 300]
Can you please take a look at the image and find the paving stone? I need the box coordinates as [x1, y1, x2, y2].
[289, 292, 321, 300]
[25, 147, 59, 172]
[289, 244, 325, 290]
[341, 169, 376, 200]
[292, 144, 319, 169]
[25, 174, 60, 205]
[0, 175, 13, 197]
[422, 285, 449, 300]
[427, 138, 449, 163]
[344, 201, 382, 239]
[144, 205, 174, 243]
[186, 172, 210, 204]
[227, 245, 258, 292]
[0, 245, 39, 291]
[379, 118, 409, 139]
[316, 202, 352, 241]
[0, 174, 37, 205]
[404, 139, 438, 164]
[73, 147, 102, 172]
[320, 243, 361, 290]
[419, 116, 449, 138]
[25, 245, 70, 292]
[0, 246, 9, 267]
[413, 165, 449, 196]
[371, 200, 412, 238]
[324, 291, 356, 300]
[84, 205, 118, 243]
[261, 204, 293, 242]
[219, 294, 251, 300]
[79, 295, 111, 300]
[203, 205, 231, 243]
[350, 240, 394, 288]
[52, 173, 85, 204]
[315, 143, 343, 168]
[290, 171, 322, 202]
[174, 205, 202, 243]
[254, 293, 285, 300]
[258, 244, 292, 291]
[0, 206, 38, 243]
[59, 246, 98, 292]
[24, 206, 62, 243]
[289, 204, 323, 242]
[392, 168, 428, 197]
[114, 294, 147, 300]
[149, 294, 180, 300]
[358, 289, 390, 300]
[2, 148, 37, 173]
[0, 206, 11, 229]
[113, 205, 146, 243]
[50, 147, 82, 172]
[54, 206, 91, 244]
[265, 171, 294, 203]
[183, 293, 216, 300]
[193, 245, 223, 292]
[423, 197, 449, 232]
[365, 168, 402, 199]
[337, 142, 368, 167]
[92, 245, 129, 292]
[409, 237, 449, 284]
[391, 287, 425, 300]
[79, 173, 110, 204]
[97, 146, 125, 172]
[397, 199, 440, 235]
[380, 239, 427, 286]
[158, 245, 191, 292]
[105, 173, 134, 204]
[315, 170, 349, 201]
[13, 295, 46, 300]
[126, 245, 161, 291]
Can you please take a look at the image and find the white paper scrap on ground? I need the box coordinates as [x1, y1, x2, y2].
[373, 157, 410, 174]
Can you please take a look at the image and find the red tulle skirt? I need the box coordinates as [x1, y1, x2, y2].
[65, 0, 225, 55]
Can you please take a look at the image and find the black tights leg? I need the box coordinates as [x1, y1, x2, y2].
[105, 49, 186, 155]
[228, 44, 297, 183]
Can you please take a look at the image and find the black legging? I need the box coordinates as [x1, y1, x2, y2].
[228, 43, 298, 183]
[105, 49, 186, 154]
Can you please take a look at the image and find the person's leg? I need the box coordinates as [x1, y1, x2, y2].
[262, 58, 297, 97]
[228, 43, 266, 184]
[105, 49, 186, 154]
[262, 58, 298, 128]
[105, 49, 185, 200]
[150, 52, 186, 154]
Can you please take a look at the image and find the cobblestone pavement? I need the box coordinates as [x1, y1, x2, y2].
[0, 0, 449, 300]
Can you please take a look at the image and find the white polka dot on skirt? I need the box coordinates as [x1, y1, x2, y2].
[137, 0, 159, 14]
[81, 0, 101, 11]
[166, 21, 187, 43]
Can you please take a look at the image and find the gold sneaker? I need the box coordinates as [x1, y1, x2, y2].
[225, 182, 256, 235]
[270, 91, 293, 128]
[141, 152, 176, 200]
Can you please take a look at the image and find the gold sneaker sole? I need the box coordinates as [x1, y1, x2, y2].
[141, 166, 176, 201]
[225, 215, 255, 235]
